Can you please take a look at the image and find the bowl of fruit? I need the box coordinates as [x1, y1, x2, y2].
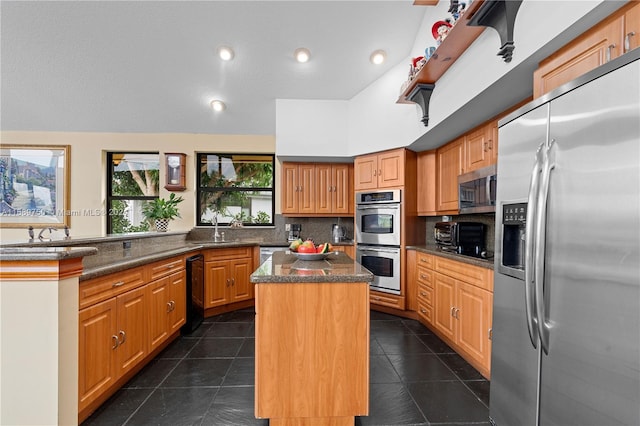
[289, 239, 334, 260]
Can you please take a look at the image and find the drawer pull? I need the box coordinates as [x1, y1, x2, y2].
[112, 281, 125, 288]
[420, 308, 427, 314]
[420, 274, 427, 279]
[625, 31, 636, 52]
[420, 291, 426, 297]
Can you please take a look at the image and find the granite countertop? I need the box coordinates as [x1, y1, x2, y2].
[251, 251, 373, 284]
[0, 246, 98, 261]
[406, 245, 494, 270]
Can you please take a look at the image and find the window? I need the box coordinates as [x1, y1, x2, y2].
[107, 152, 159, 234]
[197, 153, 274, 226]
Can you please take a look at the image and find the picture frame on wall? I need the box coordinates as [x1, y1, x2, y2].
[0, 144, 71, 228]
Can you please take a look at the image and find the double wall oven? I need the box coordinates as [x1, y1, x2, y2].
[355, 189, 401, 295]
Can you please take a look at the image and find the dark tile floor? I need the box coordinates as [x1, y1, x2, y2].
[84, 309, 490, 426]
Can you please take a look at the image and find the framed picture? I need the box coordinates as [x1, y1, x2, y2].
[0, 145, 71, 228]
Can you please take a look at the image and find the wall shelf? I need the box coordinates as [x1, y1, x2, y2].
[397, 0, 486, 106]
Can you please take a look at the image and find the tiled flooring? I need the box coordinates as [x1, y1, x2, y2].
[84, 309, 490, 426]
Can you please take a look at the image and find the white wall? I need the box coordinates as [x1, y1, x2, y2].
[275, 99, 349, 157]
[0, 132, 275, 241]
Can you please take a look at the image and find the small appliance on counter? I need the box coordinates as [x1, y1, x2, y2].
[287, 224, 301, 242]
[434, 221, 487, 258]
[331, 224, 346, 243]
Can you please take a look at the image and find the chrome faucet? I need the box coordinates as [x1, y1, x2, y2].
[38, 227, 58, 240]
[213, 215, 222, 242]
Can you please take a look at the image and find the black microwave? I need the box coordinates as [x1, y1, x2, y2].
[458, 164, 497, 214]
[434, 221, 486, 257]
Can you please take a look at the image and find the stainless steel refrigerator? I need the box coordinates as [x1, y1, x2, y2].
[490, 48, 640, 426]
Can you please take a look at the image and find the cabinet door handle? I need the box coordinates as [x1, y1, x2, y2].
[112, 335, 119, 349]
[455, 308, 460, 319]
[373, 169, 377, 176]
[112, 281, 125, 288]
[378, 169, 382, 177]
[606, 43, 616, 62]
[625, 31, 636, 52]
[118, 330, 126, 344]
[231, 278, 235, 286]
[226, 278, 230, 287]
[488, 328, 493, 340]
[450, 307, 456, 317]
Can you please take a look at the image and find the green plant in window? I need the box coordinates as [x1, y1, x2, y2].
[253, 211, 270, 224]
[142, 193, 184, 221]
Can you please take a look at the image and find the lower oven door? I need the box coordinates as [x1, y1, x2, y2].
[356, 245, 401, 295]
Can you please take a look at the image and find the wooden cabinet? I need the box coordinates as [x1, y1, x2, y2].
[79, 284, 148, 413]
[436, 138, 463, 213]
[369, 290, 406, 310]
[464, 125, 494, 172]
[281, 162, 316, 214]
[417, 150, 437, 216]
[282, 162, 353, 215]
[354, 148, 405, 191]
[204, 247, 254, 309]
[533, 2, 640, 98]
[78, 255, 186, 421]
[410, 250, 493, 378]
[316, 163, 353, 215]
[332, 244, 355, 259]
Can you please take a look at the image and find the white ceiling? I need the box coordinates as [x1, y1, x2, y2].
[1, 1, 427, 135]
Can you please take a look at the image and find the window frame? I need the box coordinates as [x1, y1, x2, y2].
[106, 151, 160, 234]
[196, 153, 275, 227]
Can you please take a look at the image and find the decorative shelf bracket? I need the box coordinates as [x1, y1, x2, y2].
[467, 0, 523, 63]
[407, 83, 435, 127]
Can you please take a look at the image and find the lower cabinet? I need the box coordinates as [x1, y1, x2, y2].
[204, 247, 255, 309]
[78, 256, 186, 421]
[412, 251, 493, 378]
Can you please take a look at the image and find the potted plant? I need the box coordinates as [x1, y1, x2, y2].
[142, 193, 184, 232]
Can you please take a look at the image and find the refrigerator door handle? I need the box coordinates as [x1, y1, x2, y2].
[524, 142, 545, 348]
[534, 139, 556, 355]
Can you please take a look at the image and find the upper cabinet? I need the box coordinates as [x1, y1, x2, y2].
[533, 1, 640, 98]
[282, 162, 353, 216]
[354, 148, 406, 191]
[436, 138, 464, 214]
[463, 122, 496, 173]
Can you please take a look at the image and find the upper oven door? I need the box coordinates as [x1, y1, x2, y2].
[356, 203, 401, 246]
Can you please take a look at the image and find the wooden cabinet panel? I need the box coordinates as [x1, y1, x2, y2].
[625, 2, 640, 53]
[533, 13, 624, 98]
[167, 271, 186, 334]
[204, 248, 254, 309]
[282, 162, 353, 215]
[79, 267, 146, 309]
[370, 290, 406, 310]
[456, 282, 493, 373]
[332, 244, 355, 259]
[434, 273, 456, 341]
[464, 126, 492, 172]
[416, 252, 434, 270]
[115, 287, 148, 377]
[148, 277, 170, 352]
[417, 150, 437, 216]
[354, 148, 405, 191]
[148, 256, 184, 281]
[490, 120, 499, 164]
[436, 138, 463, 213]
[434, 256, 493, 291]
[78, 298, 118, 412]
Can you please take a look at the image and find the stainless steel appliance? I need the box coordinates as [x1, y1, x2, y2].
[458, 164, 496, 214]
[490, 50, 640, 426]
[332, 224, 346, 243]
[434, 221, 486, 258]
[355, 245, 401, 295]
[287, 224, 301, 242]
[355, 189, 401, 246]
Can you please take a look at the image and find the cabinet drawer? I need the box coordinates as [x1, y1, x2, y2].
[204, 247, 253, 262]
[434, 257, 493, 291]
[417, 283, 433, 305]
[417, 301, 433, 325]
[417, 266, 433, 288]
[416, 252, 434, 269]
[79, 267, 146, 309]
[148, 255, 185, 281]
[370, 291, 406, 310]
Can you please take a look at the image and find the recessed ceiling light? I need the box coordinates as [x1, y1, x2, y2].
[210, 100, 226, 112]
[217, 46, 234, 61]
[370, 50, 386, 65]
[294, 48, 311, 63]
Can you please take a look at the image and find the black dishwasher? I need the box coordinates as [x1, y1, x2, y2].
[182, 254, 204, 334]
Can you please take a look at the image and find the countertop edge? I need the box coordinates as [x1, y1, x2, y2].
[406, 245, 494, 270]
[0, 247, 99, 261]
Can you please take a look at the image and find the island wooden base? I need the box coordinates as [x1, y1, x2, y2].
[255, 282, 369, 424]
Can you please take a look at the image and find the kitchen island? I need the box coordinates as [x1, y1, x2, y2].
[251, 251, 373, 426]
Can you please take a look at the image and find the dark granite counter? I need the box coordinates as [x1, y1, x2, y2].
[406, 245, 494, 270]
[251, 251, 373, 283]
[0, 246, 98, 261]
